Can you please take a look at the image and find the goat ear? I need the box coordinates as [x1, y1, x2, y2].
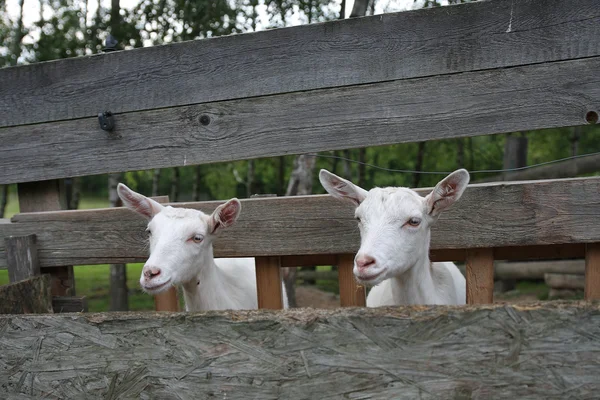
[209, 198, 241, 235]
[319, 169, 367, 207]
[425, 169, 470, 217]
[117, 183, 164, 220]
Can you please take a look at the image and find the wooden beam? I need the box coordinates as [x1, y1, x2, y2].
[52, 296, 88, 313]
[2, 0, 597, 129]
[0, 178, 597, 267]
[255, 256, 283, 309]
[5, 234, 40, 282]
[154, 289, 180, 312]
[0, 274, 53, 314]
[466, 249, 494, 304]
[337, 254, 366, 307]
[17, 180, 74, 297]
[584, 243, 600, 300]
[2, 57, 600, 184]
[2, 303, 600, 398]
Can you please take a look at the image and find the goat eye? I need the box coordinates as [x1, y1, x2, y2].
[407, 218, 421, 227]
[192, 234, 204, 243]
[355, 216, 361, 223]
[145, 229, 151, 236]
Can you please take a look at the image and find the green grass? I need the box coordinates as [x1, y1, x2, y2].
[4, 192, 109, 219]
[0, 263, 163, 312]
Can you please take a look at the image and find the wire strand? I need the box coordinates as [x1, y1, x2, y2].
[304, 151, 600, 175]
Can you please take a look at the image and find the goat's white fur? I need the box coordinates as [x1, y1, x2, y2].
[319, 169, 469, 306]
[117, 184, 288, 311]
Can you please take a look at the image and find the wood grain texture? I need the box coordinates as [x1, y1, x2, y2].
[52, 296, 88, 313]
[154, 288, 180, 312]
[17, 179, 75, 297]
[544, 273, 585, 290]
[0, 303, 599, 398]
[466, 249, 494, 304]
[584, 243, 600, 300]
[1, 0, 598, 128]
[5, 234, 40, 283]
[17, 180, 66, 212]
[337, 254, 366, 307]
[2, 56, 600, 184]
[0, 274, 53, 314]
[255, 256, 283, 309]
[0, 177, 598, 268]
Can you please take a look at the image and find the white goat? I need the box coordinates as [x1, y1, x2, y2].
[117, 184, 288, 311]
[319, 169, 469, 306]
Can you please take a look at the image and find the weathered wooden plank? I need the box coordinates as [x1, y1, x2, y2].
[584, 243, 600, 300]
[0, 177, 598, 268]
[2, 56, 600, 184]
[0, 303, 599, 398]
[1, 0, 597, 129]
[337, 254, 366, 307]
[255, 256, 283, 309]
[466, 249, 494, 304]
[0, 275, 53, 314]
[52, 296, 88, 313]
[5, 234, 40, 283]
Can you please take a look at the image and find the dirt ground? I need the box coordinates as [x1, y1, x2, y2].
[293, 285, 552, 308]
[294, 285, 341, 309]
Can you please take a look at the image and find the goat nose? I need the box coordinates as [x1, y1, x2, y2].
[356, 255, 376, 270]
[144, 267, 161, 280]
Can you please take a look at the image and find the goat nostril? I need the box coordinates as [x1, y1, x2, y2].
[356, 255, 376, 269]
[144, 267, 162, 279]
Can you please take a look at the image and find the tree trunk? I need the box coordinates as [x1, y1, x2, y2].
[278, 156, 285, 196]
[0, 185, 8, 218]
[456, 138, 465, 168]
[193, 166, 202, 201]
[349, 0, 369, 17]
[283, 154, 317, 306]
[10, 0, 25, 66]
[342, 150, 352, 180]
[357, 148, 366, 188]
[246, 160, 254, 197]
[502, 133, 528, 181]
[70, 177, 81, 210]
[170, 168, 180, 202]
[108, 173, 128, 311]
[571, 126, 581, 156]
[413, 142, 426, 187]
[151, 169, 161, 197]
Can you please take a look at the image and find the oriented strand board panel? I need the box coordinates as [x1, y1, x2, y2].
[1, 56, 599, 184]
[0, 177, 599, 268]
[1, 303, 599, 398]
[1, 0, 598, 128]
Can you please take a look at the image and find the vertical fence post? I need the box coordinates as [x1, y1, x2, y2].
[18, 180, 75, 296]
[337, 254, 366, 307]
[584, 243, 600, 300]
[149, 195, 180, 312]
[465, 248, 494, 304]
[255, 256, 284, 309]
[6, 234, 40, 283]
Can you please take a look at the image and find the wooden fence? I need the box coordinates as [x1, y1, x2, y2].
[1, 0, 599, 310]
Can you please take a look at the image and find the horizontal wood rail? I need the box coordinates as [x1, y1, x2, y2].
[1, 56, 599, 184]
[1, 0, 597, 129]
[0, 177, 598, 269]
